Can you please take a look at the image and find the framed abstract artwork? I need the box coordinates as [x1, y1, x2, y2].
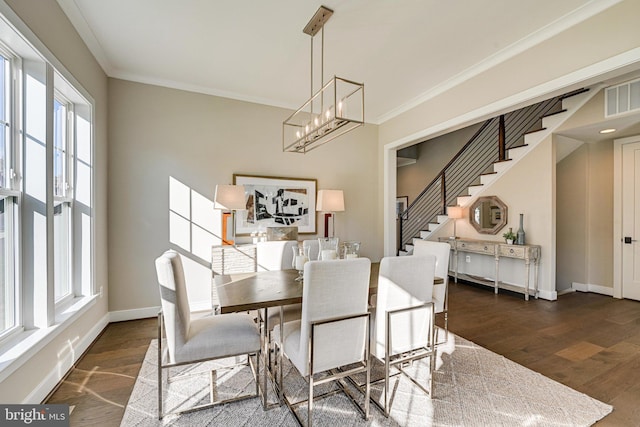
[233, 174, 317, 235]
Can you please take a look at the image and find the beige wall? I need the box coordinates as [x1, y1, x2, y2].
[556, 144, 588, 290]
[108, 79, 381, 313]
[587, 141, 614, 288]
[556, 140, 614, 292]
[0, 0, 109, 403]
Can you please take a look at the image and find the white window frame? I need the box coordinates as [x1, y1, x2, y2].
[0, 3, 97, 387]
[53, 92, 73, 307]
[0, 45, 21, 344]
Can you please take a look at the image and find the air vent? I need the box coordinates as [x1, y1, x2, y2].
[605, 78, 640, 117]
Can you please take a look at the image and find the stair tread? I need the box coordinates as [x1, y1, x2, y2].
[508, 144, 529, 150]
[492, 158, 513, 164]
[541, 109, 567, 119]
[523, 127, 547, 136]
[480, 171, 497, 176]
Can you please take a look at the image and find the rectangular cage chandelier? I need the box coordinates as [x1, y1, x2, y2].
[283, 6, 364, 154]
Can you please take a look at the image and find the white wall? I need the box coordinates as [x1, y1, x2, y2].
[108, 79, 381, 315]
[0, 0, 108, 403]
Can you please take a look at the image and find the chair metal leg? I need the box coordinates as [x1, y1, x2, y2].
[430, 306, 436, 397]
[384, 356, 390, 416]
[364, 329, 371, 420]
[157, 310, 261, 418]
[444, 309, 449, 341]
[255, 348, 261, 397]
[280, 313, 371, 426]
[384, 309, 391, 417]
[308, 375, 314, 427]
[429, 349, 435, 396]
[157, 312, 163, 420]
[262, 308, 268, 409]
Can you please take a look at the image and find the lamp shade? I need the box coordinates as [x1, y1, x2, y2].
[214, 185, 246, 210]
[316, 189, 344, 212]
[447, 205, 463, 219]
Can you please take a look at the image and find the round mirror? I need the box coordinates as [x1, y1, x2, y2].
[469, 196, 508, 235]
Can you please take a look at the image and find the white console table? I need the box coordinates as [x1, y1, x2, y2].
[439, 238, 541, 300]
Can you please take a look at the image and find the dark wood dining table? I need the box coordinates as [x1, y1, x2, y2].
[215, 262, 442, 314]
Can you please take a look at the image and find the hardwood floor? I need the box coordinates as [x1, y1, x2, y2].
[447, 282, 640, 426]
[45, 317, 158, 426]
[46, 282, 640, 426]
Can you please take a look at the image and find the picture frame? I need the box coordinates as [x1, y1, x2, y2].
[396, 196, 409, 219]
[233, 174, 317, 235]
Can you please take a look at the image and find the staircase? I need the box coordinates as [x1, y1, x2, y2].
[399, 87, 598, 255]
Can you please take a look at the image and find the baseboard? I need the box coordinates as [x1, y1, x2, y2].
[537, 289, 558, 301]
[24, 313, 109, 404]
[572, 282, 614, 296]
[109, 306, 161, 322]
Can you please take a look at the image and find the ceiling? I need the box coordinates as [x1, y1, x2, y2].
[57, 0, 622, 126]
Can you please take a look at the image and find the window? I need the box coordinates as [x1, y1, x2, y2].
[0, 198, 15, 335]
[53, 97, 72, 303]
[0, 14, 94, 344]
[0, 51, 17, 338]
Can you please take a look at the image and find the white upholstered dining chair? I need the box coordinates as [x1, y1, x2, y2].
[412, 240, 451, 343]
[256, 240, 298, 271]
[273, 258, 372, 426]
[155, 250, 261, 419]
[371, 254, 437, 416]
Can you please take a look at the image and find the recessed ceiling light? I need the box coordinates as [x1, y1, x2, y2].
[599, 128, 616, 134]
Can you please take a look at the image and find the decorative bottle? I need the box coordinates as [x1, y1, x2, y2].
[517, 213, 526, 245]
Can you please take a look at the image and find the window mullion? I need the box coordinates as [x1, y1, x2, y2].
[43, 63, 54, 326]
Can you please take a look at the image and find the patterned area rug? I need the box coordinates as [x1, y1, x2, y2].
[121, 333, 612, 426]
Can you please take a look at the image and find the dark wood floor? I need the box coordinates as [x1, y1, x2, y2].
[46, 282, 640, 426]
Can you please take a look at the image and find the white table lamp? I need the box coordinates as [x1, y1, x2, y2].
[316, 189, 344, 238]
[447, 205, 463, 239]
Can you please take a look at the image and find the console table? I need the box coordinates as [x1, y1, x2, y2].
[439, 238, 541, 300]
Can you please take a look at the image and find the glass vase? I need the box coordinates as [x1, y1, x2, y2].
[517, 214, 526, 245]
[318, 237, 339, 260]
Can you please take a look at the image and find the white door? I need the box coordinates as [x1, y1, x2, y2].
[622, 140, 640, 300]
